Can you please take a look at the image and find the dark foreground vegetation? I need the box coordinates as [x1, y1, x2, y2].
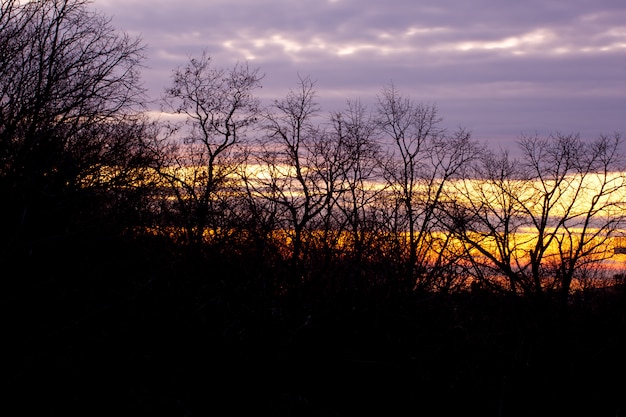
[2, 1, 626, 416]
[4, 232, 626, 416]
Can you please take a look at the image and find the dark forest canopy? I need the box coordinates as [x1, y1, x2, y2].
[2, 0, 626, 303]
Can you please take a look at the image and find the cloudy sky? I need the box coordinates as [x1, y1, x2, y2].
[93, 0, 625, 151]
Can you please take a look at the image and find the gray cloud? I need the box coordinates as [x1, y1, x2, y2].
[95, 0, 626, 148]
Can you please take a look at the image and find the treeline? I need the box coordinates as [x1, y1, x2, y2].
[2, 0, 626, 307]
[3, 1, 626, 415]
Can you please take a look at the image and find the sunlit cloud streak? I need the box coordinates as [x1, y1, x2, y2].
[95, 0, 625, 150]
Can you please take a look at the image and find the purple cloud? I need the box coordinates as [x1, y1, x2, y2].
[95, 0, 626, 149]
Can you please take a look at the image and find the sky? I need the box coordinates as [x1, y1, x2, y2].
[93, 0, 625, 151]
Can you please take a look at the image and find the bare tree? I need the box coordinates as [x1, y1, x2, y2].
[441, 149, 533, 296]
[0, 0, 148, 250]
[160, 51, 262, 246]
[328, 99, 387, 282]
[444, 133, 626, 304]
[375, 83, 481, 292]
[253, 75, 335, 283]
[518, 133, 626, 303]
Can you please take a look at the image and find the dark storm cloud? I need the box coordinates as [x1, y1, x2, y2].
[95, 0, 625, 148]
